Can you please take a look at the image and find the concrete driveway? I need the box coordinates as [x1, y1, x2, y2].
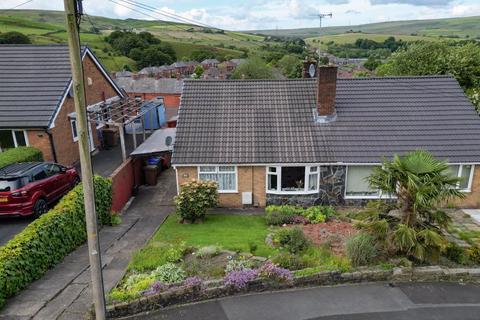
[126, 282, 480, 320]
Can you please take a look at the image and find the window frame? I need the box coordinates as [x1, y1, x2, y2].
[449, 164, 475, 192]
[0, 130, 29, 152]
[70, 119, 79, 142]
[344, 165, 383, 200]
[197, 165, 238, 193]
[265, 165, 320, 195]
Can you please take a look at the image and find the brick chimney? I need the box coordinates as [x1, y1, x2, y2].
[316, 65, 338, 123]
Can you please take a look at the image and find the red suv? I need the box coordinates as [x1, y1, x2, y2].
[0, 162, 80, 217]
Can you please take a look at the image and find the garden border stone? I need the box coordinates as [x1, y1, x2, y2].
[104, 266, 480, 318]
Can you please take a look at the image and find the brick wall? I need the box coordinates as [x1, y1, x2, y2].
[49, 55, 120, 166]
[125, 92, 181, 108]
[26, 130, 54, 162]
[175, 166, 267, 208]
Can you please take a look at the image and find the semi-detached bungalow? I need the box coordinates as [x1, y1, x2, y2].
[0, 45, 124, 166]
[172, 66, 480, 208]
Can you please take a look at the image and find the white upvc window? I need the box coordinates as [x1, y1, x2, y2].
[266, 166, 319, 194]
[447, 165, 475, 192]
[0, 130, 29, 152]
[70, 119, 79, 142]
[345, 165, 381, 199]
[198, 166, 237, 193]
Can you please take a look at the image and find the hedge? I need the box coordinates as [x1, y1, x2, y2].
[0, 146, 43, 169]
[0, 176, 112, 307]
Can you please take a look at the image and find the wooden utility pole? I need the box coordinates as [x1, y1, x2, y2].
[63, 1, 106, 319]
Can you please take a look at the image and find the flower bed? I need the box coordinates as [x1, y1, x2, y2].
[106, 265, 480, 318]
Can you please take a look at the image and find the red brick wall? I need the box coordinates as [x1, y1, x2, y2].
[110, 158, 144, 212]
[48, 54, 120, 166]
[125, 92, 180, 108]
[26, 130, 54, 162]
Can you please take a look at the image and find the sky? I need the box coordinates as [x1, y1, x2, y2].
[1, 0, 480, 31]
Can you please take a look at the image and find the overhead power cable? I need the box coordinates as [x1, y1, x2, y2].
[118, 0, 224, 31]
[5, 0, 35, 10]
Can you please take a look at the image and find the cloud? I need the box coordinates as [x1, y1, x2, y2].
[345, 9, 361, 14]
[370, 0, 453, 6]
[326, 0, 350, 4]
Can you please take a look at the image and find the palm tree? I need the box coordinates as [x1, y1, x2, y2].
[368, 150, 464, 227]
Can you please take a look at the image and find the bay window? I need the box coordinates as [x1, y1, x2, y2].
[198, 166, 237, 192]
[345, 165, 380, 198]
[267, 166, 319, 194]
[446, 165, 474, 191]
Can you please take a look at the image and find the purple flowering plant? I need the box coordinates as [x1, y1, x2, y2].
[258, 261, 293, 282]
[224, 269, 258, 290]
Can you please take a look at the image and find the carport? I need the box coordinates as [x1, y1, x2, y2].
[87, 97, 165, 162]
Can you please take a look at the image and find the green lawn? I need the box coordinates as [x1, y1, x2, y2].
[153, 214, 276, 257]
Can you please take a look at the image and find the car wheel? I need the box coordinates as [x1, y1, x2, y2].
[33, 199, 48, 218]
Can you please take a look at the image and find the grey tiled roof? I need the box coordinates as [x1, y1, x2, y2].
[172, 76, 480, 164]
[115, 77, 183, 94]
[0, 45, 74, 128]
[0, 45, 120, 129]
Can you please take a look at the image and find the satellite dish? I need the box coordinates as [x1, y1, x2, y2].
[308, 64, 316, 78]
[165, 136, 173, 146]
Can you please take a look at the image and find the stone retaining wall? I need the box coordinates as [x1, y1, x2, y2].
[105, 266, 480, 319]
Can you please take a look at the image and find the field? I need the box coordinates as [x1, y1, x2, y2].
[251, 15, 480, 39]
[305, 32, 446, 46]
[0, 9, 268, 71]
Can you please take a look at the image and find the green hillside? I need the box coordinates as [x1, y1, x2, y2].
[251, 16, 480, 39]
[0, 9, 267, 71]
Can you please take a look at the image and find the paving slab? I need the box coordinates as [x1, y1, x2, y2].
[463, 209, 480, 225]
[32, 284, 87, 320]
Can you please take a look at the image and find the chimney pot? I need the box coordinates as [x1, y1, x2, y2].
[316, 65, 338, 122]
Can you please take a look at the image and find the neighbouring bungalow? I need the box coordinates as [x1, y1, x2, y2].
[0, 45, 124, 166]
[172, 66, 480, 208]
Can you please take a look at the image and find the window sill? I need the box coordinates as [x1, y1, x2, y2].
[218, 190, 238, 194]
[267, 190, 319, 196]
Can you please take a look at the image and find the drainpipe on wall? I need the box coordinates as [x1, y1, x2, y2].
[46, 129, 58, 163]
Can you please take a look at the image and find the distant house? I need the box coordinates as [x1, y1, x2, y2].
[115, 77, 182, 120]
[218, 60, 237, 73]
[201, 67, 228, 80]
[201, 59, 220, 70]
[0, 45, 124, 166]
[115, 70, 133, 78]
[173, 67, 480, 208]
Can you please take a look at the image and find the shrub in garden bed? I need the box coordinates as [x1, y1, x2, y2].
[346, 233, 378, 266]
[0, 176, 112, 307]
[273, 227, 311, 254]
[265, 205, 337, 225]
[0, 146, 43, 169]
[174, 180, 218, 223]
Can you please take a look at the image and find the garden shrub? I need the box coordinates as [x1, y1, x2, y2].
[265, 205, 336, 225]
[271, 251, 306, 270]
[468, 245, 480, 265]
[0, 146, 43, 169]
[0, 176, 112, 305]
[174, 180, 218, 222]
[225, 257, 254, 273]
[445, 242, 466, 264]
[151, 263, 186, 284]
[265, 205, 303, 225]
[273, 227, 310, 254]
[346, 233, 378, 266]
